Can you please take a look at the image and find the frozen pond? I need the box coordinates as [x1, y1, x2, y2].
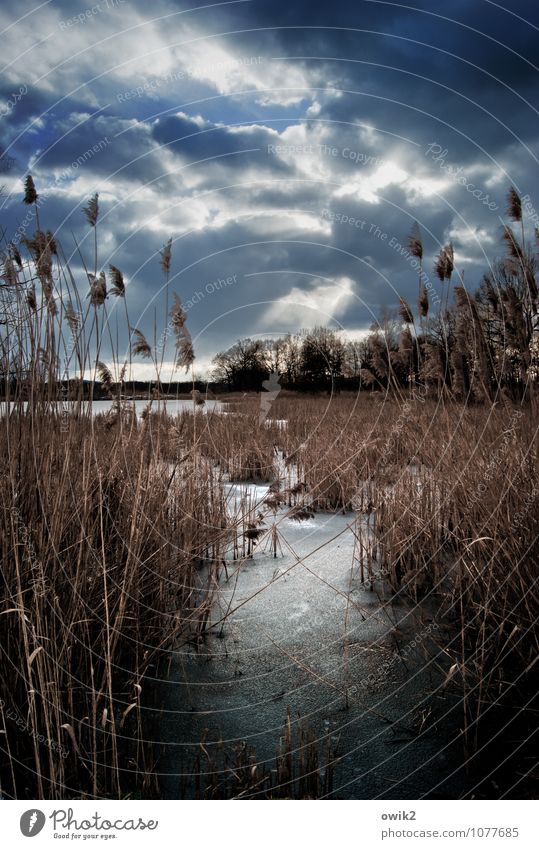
[90, 398, 224, 417]
[1, 398, 224, 417]
[153, 479, 466, 799]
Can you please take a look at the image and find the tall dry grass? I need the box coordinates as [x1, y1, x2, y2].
[0, 414, 228, 798]
[2, 175, 536, 798]
[191, 390, 538, 769]
[0, 182, 228, 799]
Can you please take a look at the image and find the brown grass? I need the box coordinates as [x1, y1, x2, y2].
[186, 390, 538, 763]
[2, 175, 537, 799]
[0, 411, 228, 798]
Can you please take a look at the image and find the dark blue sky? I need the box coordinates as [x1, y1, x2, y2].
[1, 0, 538, 376]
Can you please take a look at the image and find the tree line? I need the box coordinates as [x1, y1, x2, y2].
[212, 187, 539, 402]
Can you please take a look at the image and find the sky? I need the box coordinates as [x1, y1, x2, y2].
[1, 0, 538, 378]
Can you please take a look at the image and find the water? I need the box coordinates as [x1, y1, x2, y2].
[1, 399, 224, 417]
[152, 479, 466, 799]
[90, 399, 224, 417]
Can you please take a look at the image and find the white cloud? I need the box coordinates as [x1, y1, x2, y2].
[262, 276, 356, 329]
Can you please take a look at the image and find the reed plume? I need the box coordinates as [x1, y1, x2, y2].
[88, 271, 107, 306]
[83, 193, 99, 228]
[65, 301, 80, 332]
[399, 326, 414, 357]
[26, 287, 37, 311]
[398, 298, 413, 324]
[418, 286, 429, 317]
[23, 232, 56, 314]
[97, 361, 114, 397]
[359, 367, 377, 387]
[160, 238, 172, 275]
[2, 256, 18, 287]
[408, 221, 423, 261]
[503, 225, 523, 261]
[83, 192, 100, 272]
[10, 242, 22, 269]
[434, 242, 454, 283]
[23, 231, 52, 284]
[109, 265, 125, 297]
[506, 186, 522, 222]
[23, 174, 38, 205]
[170, 294, 195, 371]
[46, 230, 57, 255]
[170, 293, 186, 331]
[131, 327, 152, 358]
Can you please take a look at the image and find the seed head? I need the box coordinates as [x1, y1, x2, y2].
[408, 222, 423, 261]
[160, 238, 172, 275]
[23, 175, 38, 205]
[131, 328, 152, 358]
[506, 186, 522, 223]
[109, 265, 125, 297]
[83, 193, 99, 227]
[398, 298, 414, 324]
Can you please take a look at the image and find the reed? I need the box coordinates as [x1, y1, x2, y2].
[2, 175, 537, 799]
[0, 178, 230, 799]
[185, 712, 339, 799]
[200, 389, 537, 775]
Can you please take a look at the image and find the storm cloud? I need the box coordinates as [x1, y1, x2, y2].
[0, 0, 537, 375]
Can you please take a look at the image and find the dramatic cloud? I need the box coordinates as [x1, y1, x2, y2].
[1, 0, 537, 375]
